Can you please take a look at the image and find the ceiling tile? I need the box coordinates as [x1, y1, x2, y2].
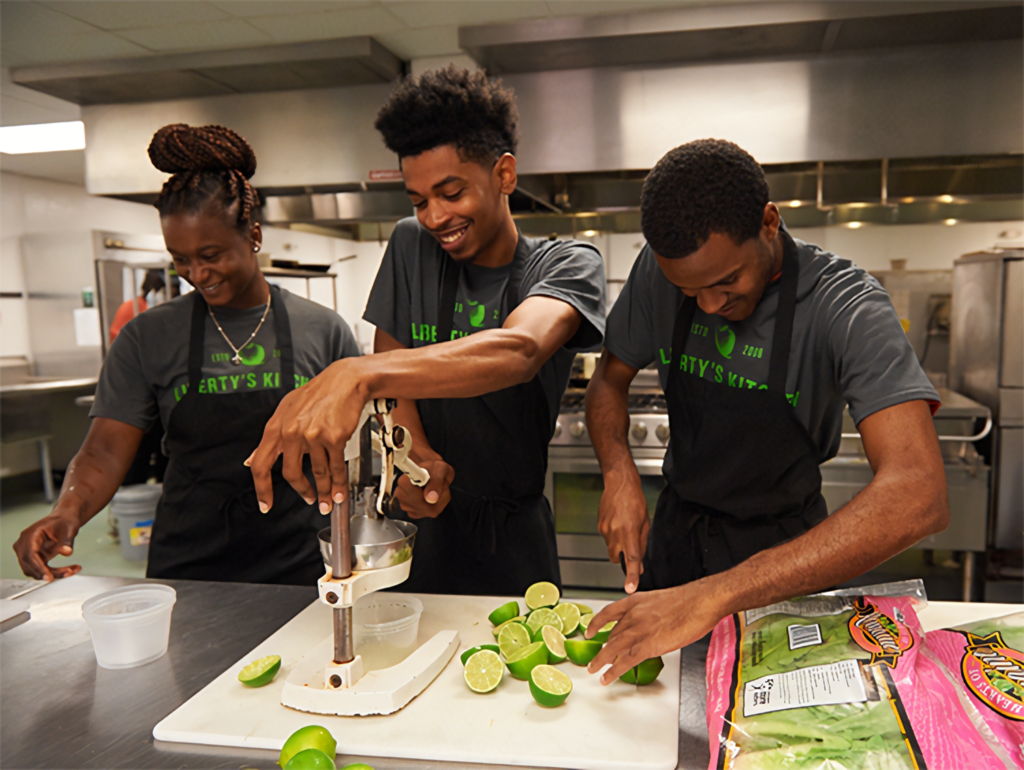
[1, 93, 80, 126]
[374, 26, 461, 60]
[544, 0, 695, 17]
[116, 18, 274, 52]
[383, 1, 550, 29]
[2, 31, 151, 67]
[245, 6, 405, 43]
[41, 1, 229, 30]
[213, 1, 371, 18]
[1, 2, 102, 39]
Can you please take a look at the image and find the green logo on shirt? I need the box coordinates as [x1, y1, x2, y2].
[239, 343, 265, 366]
[715, 325, 735, 360]
[467, 301, 486, 328]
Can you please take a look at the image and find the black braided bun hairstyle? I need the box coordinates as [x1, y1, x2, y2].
[148, 124, 259, 232]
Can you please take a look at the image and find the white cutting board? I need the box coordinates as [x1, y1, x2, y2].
[154, 594, 680, 770]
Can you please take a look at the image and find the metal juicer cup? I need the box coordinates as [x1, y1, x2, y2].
[318, 519, 417, 572]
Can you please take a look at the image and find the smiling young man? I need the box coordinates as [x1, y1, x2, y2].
[582, 139, 949, 682]
[248, 67, 606, 595]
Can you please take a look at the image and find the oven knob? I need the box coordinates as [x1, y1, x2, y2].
[631, 422, 648, 442]
[655, 424, 671, 443]
[570, 421, 586, 438]
[553, 421, 562, 438]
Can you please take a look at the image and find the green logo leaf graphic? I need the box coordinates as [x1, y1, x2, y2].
[240, 343, 265, 366]
[715, 325, 735, 360]
[468, 300, 486, 328]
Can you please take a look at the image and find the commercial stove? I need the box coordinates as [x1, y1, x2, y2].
[547, 370, 670, 590]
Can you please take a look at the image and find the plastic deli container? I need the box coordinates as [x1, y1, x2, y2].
[110, 484, 162, 561]
[81, 584, 176, 669]
[353, 595, 423, 671]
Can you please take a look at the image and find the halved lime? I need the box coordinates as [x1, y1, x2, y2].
[497, 622, 532, 659]
[553, 603, 582, 637]
[279, 725, 337, 768]
[487, 600, 520, 627]
[460, 644, 501, 666]
[526, 607, 562, 637]
[491, 616, 527, 639]
[573, 602, 594, 615]
[529, 664, 573, 707]
[464, 650, 504, 693]
[564, 638, 604, 666]
[238, 654, 281, 687]
[541, 625, 567, 664]
[619, 656, 665, 685]
[579, 614, 616, 643]
[284, 749, 336, 770]
[505, 640, 548, 680]
[340, 765, 375, 770]
[524, 581, 560, 610]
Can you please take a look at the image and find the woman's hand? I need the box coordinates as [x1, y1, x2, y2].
[13, 509, 83, 581]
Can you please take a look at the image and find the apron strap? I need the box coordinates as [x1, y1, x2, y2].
[669, 294, 696, 389]
[268, 284, 295, 392]
[187, 292, 207, 391]
[766, 230, 800, 394]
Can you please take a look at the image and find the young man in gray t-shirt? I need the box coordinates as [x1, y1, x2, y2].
[581, 139, 948, 686]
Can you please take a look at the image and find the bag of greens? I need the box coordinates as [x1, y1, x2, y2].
[924, 612, 1024, 767]
[706, 587, 1012, 769]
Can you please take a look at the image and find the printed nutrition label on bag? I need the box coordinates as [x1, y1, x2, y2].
[743, 659, 868, 717]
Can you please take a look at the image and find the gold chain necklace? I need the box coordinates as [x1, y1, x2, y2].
[207, 292, 272, 366]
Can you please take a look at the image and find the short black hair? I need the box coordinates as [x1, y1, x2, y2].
[374, 65, 519, 166]
[640, 139, 769, 259]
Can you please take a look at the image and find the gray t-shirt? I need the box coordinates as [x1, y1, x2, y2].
[363, 217, 607, 423]
[606, 233, 939, 467]
[91, 287, 361, 432]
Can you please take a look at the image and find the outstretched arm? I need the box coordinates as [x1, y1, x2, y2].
[250, 295, 583, 513]
[586, 399, 948, 683]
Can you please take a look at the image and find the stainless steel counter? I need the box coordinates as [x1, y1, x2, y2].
[0, 576, 711, 770]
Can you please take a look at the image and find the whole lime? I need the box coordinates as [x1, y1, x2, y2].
[284, 748, 336, 770]
[279, 725, 337, 768]
[619, 656, 665, 685]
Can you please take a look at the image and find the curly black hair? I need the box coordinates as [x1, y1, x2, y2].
[374, 65, 519, 165]
[640, 139, 769, 259]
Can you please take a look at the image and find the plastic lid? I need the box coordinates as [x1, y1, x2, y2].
[112, 484, 163, 504]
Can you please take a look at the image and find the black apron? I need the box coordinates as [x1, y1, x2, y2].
[147, 285, 325, 585]
[641, 232, 828, 590]
[391, 236, 560, 596]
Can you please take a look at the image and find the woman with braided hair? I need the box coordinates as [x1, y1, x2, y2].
[14, 123, 361, 585]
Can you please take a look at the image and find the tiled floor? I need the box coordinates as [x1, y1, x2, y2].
[1, 484, 146, 581]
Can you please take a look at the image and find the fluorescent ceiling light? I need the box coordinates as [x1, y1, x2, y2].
[0, 121, 86, 154]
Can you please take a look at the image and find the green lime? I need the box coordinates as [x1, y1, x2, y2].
[491, 616, 527, 639]
[579, 614, 616, 643]
[279, 725, 337, 768]
[553, 603, 581, 637]
[487, 600, 520, 627]
[525, 581, 560, 610]
[284, 749, 335, 770]
[578, 613, 594, 634]
[564, 638, 604, 666]
[497, 622, 532, 659]
[340, 765, 375, 770]
[540, 625, 567, 664]
[619, 656, 665, 685]
[529, 664, 573, 707]
[505, 641, 548, 680]
[526, 607, 562, 636]
[238, 654, 282, 687]
[573, 602, 594, 615]
[460, 644, 501, 666]
[464, 650, 504, 693]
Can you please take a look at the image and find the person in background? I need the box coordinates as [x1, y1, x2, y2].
[14, 123, 361, 585]
[582, 139, 948, 683]
[247, 67, 607, 595]
[109, 269, 167, 342]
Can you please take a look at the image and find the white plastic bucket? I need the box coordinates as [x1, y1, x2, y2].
[110, 484, 161, 561]
[353, 595, 423, 671]
[81, 584, 176, 669]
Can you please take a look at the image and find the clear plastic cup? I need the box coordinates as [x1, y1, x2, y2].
[81, 585, 176, 669]
[353, 595, 423, 671]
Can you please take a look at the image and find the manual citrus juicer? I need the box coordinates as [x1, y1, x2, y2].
[281, 398, 460, 716]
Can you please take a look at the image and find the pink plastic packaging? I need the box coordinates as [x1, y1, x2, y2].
[706, 592, 1012, 769]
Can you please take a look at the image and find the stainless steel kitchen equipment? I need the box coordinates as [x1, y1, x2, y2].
[547, 369, 669, 589]
[950, 248, 1023, 560]
[870, 267, 952, 382]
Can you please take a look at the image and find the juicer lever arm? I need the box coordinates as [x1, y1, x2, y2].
[371, 432, 430, 487]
